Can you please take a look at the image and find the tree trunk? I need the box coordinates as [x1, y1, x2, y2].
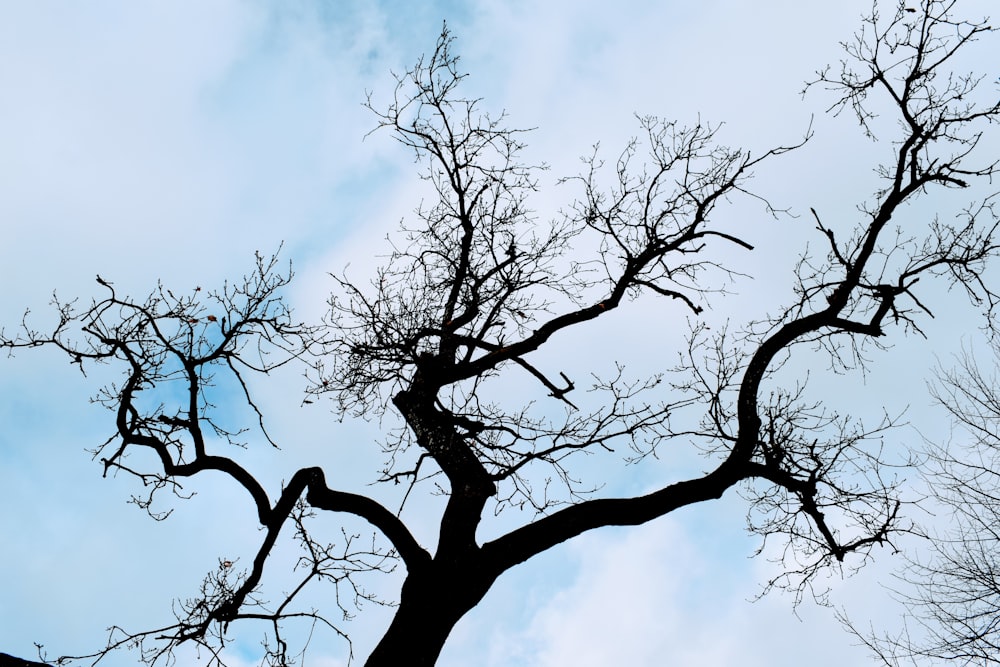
[365, 559, 493, 667]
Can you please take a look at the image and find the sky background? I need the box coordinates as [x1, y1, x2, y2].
[1, 1, 998, 665]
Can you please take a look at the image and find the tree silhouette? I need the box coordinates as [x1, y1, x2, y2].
[3, 1, 998, 665]
[0, 652, 51, 667]
[849, 341, 1000, 666]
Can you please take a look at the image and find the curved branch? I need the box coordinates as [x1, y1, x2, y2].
[302, 467, 431, 570]
[481, 467, 739, 574]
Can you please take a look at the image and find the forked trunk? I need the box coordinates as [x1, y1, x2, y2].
[365, 560, 493, 667]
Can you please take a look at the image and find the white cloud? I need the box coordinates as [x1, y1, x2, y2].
[1, 0, 997, 665]
[442, 495, 903, 667]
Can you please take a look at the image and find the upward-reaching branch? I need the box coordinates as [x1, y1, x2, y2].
[2, 3, 998, 666]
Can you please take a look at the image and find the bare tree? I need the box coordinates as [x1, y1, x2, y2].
[850, 342, 1000, 666]
[3, 1, 999, 665]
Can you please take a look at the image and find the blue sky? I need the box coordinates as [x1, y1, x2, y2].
[2, 1, 998, 665]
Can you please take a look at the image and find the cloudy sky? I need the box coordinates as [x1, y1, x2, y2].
[2, 1, 998, 665]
